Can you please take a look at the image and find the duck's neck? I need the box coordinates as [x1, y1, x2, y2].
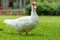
[31, 7, 38, 18]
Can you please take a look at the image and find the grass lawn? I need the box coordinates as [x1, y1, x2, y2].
[0, 16, 60, 40]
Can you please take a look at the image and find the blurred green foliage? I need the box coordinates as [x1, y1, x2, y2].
[25, 0, 60, 16]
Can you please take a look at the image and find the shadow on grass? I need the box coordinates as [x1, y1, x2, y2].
[26, 33, 45, 37]
[16, 32, 45, 37]
[2, 32, 44, 36]
[0, 30, 46, 37]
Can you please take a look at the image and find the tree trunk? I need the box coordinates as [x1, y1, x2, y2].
[30, 0, 32, 4]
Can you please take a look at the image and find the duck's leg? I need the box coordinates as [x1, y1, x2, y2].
[20, 30, 25, 35]
[20, 31, 24, 35]
[25, 31, 28, 35]
[21, 29, 28, 35]
[21, 32, 24, 35]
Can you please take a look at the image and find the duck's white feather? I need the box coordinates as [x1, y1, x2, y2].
[4, 16, 38, 32]
[4, 2, 38, 32]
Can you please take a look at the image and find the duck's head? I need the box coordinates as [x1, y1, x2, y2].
[32, 2, 37, 9]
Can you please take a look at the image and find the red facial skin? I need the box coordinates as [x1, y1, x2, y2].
[32, 2, 36, 7]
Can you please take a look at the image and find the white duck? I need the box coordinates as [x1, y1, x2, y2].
[4, 2, 38, 35]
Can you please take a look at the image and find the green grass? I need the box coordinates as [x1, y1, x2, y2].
[0, 16, 60, 40]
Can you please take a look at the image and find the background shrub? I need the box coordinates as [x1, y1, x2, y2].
[25, 2, 60, 16]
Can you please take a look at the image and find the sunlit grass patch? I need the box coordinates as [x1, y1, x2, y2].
[0, 16, 60, 40]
